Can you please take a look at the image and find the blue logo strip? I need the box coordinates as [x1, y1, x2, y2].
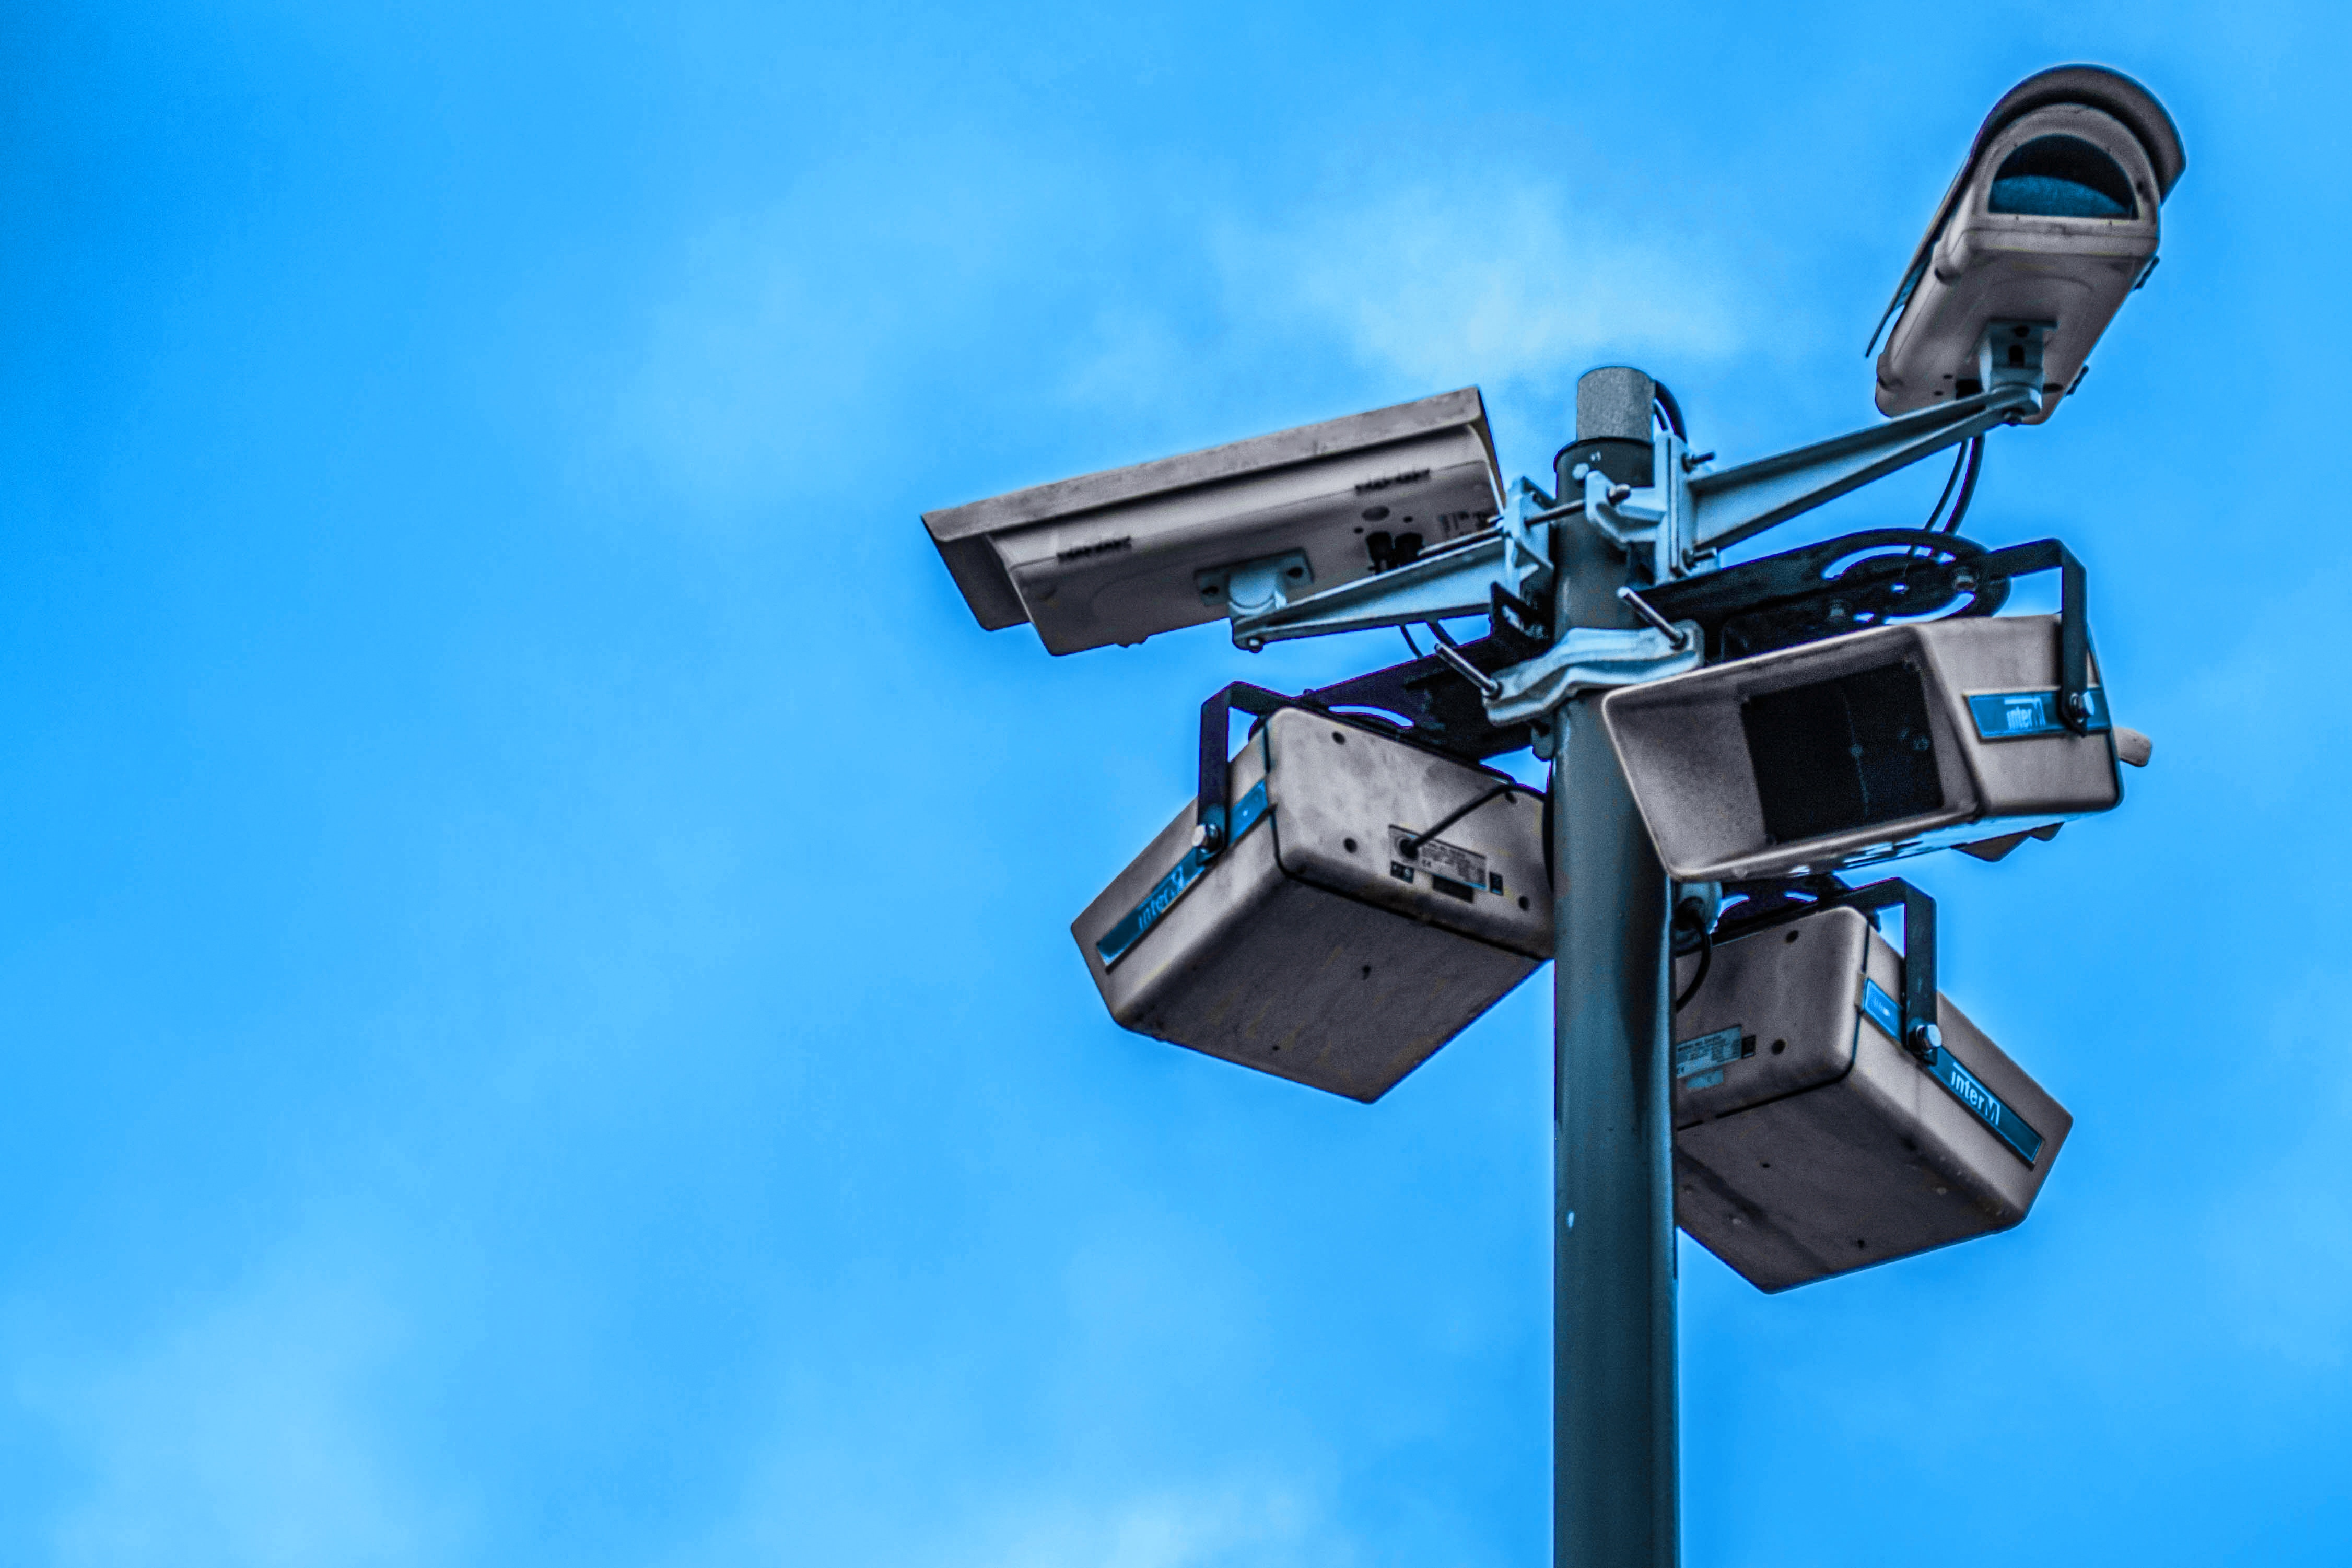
[1860, 978, 1902, 1040]
[1861, 978, 2043, 1164]
[1967, 686, 2110, 741]
[1096, 780, 1270, 969]
[1924, 1045, 2045, 1165]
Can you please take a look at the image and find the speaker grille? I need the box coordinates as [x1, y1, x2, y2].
[1742, 662, 1944, 845]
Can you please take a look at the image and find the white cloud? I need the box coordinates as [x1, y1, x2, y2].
[617, 158, 1756, 511]
[608, 142, 1048, 510]
[1214, 178, 1748, 392]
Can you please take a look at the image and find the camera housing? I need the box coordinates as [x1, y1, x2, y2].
[1873, 65, 2186, 424]
[921, 390, 1502, 655]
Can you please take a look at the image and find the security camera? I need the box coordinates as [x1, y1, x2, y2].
[920, 389, 1503, 656]
[1872, 65, 2185, 423]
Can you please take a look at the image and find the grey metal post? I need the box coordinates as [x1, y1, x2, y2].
[1551, 366, 1678, 1568]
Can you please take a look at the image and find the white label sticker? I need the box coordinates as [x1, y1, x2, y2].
[1674, 1025, 1746, 1082]
[1388, 826, 1488, 892]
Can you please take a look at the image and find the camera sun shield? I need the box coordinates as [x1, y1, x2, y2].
[920, 390, 1503, 656]
[1871, 65, 2185, 424]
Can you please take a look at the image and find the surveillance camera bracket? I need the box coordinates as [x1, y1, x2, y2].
[1572, 429, 1703, 585]
[1225, 479, 1560, 649]
[1641, 527, 2002, 658]
[1980, 319, 2055, 406]
[1197, 549, 1314, 620]
[1688, 380, 2041, 554]
[1189, 681, 1293, 854]
[1210, 332, 2084, 754]
[1294, 638, 1537, 760]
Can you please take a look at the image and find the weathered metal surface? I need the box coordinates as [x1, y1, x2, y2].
[1071, 709, 1549, 1103]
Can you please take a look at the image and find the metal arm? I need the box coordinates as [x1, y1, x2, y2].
[1226, 479, 1563, 649]
[1234, 384, 2033, 649]
[1691, 383, 2039, 552]
[1228, 529, 1516, 647]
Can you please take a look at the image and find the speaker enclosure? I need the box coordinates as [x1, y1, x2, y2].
[1672, 903, 2072, 1292]
[1601, 615, 2123, 883]
[1072, 709, 1549, 1102]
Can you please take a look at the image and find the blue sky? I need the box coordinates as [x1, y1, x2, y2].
[2, 2, 2345, 1563]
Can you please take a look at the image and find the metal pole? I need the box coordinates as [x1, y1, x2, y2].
[1552, 366, 1678, 1568]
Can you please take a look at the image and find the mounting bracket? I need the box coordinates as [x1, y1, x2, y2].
[1482, 623, 1703, 742]
[1716, 875, 1940, 1058]
[1224, 478, 1562, 649]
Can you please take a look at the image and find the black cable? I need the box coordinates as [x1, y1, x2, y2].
[1923, 441, 1967, 532]
[1400, 625, 1424, 659]
[1940, 435, 1984, 535]
[1397, 781, 1524, 859]
[1672, 925, 1714, 1013]
[1905, 433, 1985, 574]
[1652, 384, 1687, 440]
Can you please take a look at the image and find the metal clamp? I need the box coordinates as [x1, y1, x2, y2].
[1981, 319, 2054, 405]
[1226, 523, 1547, 649]
[1482, 622, 1703, 731]
[1571, 429, 1701, 584]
